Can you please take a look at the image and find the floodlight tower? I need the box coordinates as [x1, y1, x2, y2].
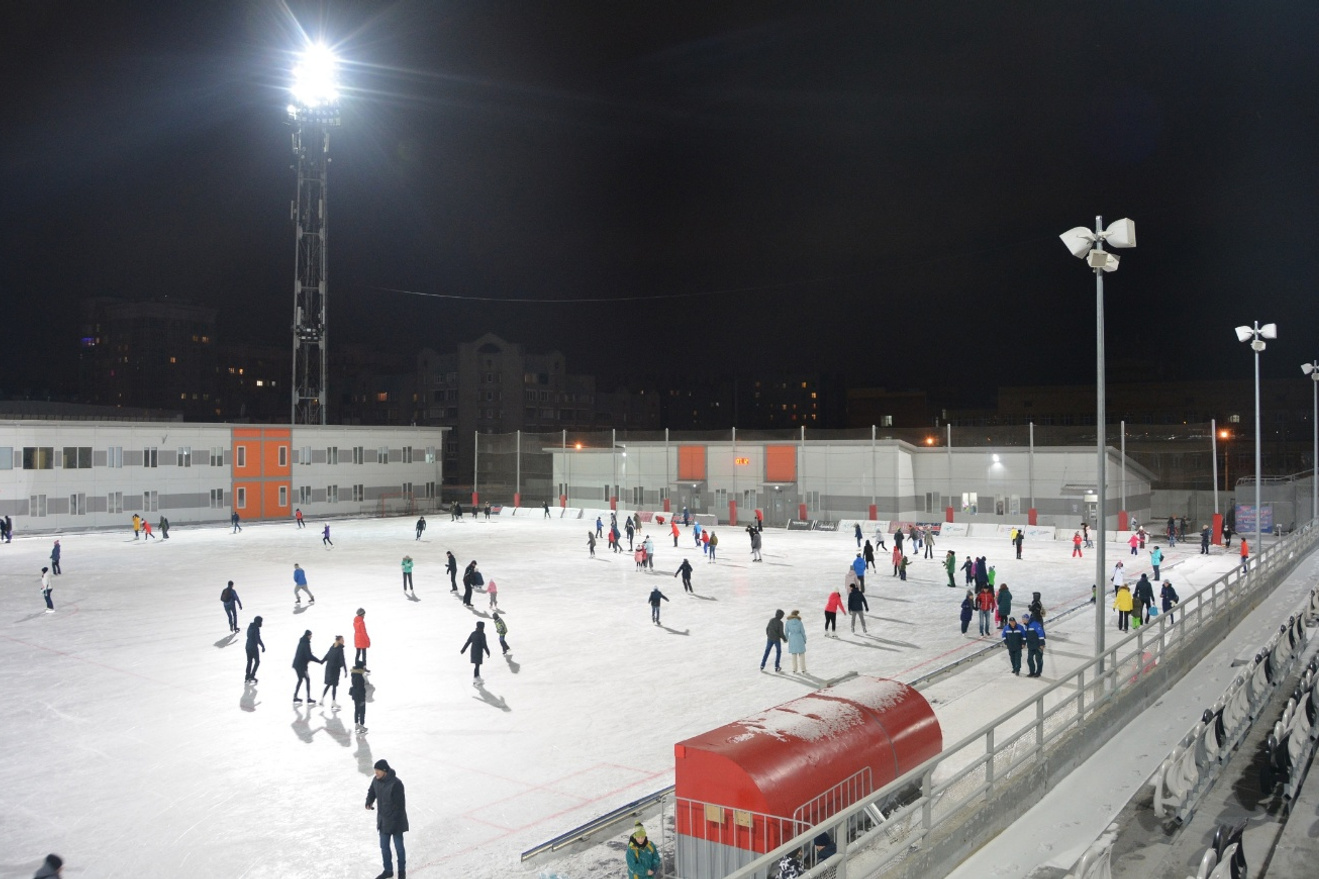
[288, 45, 341, 425]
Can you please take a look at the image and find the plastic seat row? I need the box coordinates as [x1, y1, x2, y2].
[1152, 616, 1309, 824]
[1187, 821, 1247, 879]
[1262, 656, 1319, 809]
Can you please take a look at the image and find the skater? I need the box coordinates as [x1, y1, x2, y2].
[493, 613, 510, 655]
[1201, 525, 1211, 554]
[854, 522, 863, 548]
[1002, 617, 1024, 675]
[944, 550, 957, 587]
[295, 507, 305, 529]
[1028, 591, 1046, 622]
[401, 556, 415, 595]
[487, 579, 499, 610]
[847, 583, 869, 634]
[962, 555, 975, 586]
[586, 531, 596, 558]
[1133, 573, 1155, 624]
[785, 609, 807, 673]
[645, 534, 655, 569]
[626, 518, 636, 550]
[293, 563, 315, 605]
[761, 609, 787, 671]
[891, 545, 902, 576]
[693, 519, 702, 548]
[864, 539, 877, 572]
[1013, 529, 1023, 559]
[853, 552, 867, 592]
[159, 515, 169, 539]
[634, 545, 647, 570]
[453, 501, 463, 520]
[960, 590, 974, 634]
[354, 608, 371, 669]
[1113, 583, 1133, 632]
[1137, 526, 1148, 550]
[648, 586, 669, 624]
[245, 615, 265, 682]
[996, 583, 1013, 630]
[675, 557, 694, 593]
[231, 510, 241, 533]
[350, 663, 368, 732]
[1110, 560, 1126, 593]
[627, 822, 661, 879]
[706, 531, 716, 562]
[322, 524, 333, 546]
[824, 589, 844, 636]
[976, 585, 995, 636]
[50, 539, 61, 575]
[543, 500, 550, 518]
[924, 528, 936, 559]
[460, 620, 490, 684]
[132, 513, 142, 539]
[1239, 537, 1250, 574]
[1072, 531, 1083, 557]
[446, 551, 458, 591]
[898, 555, 909, 581]
[595, 516, 604, 538]
[1161, 580, 1180, 624]
[671, 519, 680, 547]
[1082, 522, 1092, 548]
[221, 580, 243, 633]
[320, 634, 347, 705]
[701, 529, 710, 556]
[414, 516, 425, 540]
[749, 527, 762, 562]
[462, 561, 479, 606]
[292, 629, 323, 703]
[366, 759, 409, 879]
[484, 502, 491, 520]
[142, 519, 154, 540]
[1128, 532, 1139, 556]
[40, 566, 54, 613]
[1024, 613, 1046, 677]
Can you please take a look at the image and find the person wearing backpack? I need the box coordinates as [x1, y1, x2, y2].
[221, 581, 243, 633]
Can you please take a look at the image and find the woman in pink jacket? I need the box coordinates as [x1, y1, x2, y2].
[824, 590, 845, 638]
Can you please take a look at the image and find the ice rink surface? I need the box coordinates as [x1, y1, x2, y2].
[0, 513, 1248, 878]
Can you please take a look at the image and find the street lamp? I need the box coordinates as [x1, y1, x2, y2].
[1060, 216, 1135, 663]
[1303, 361, 1319, 523]
[1235, 321, 1277, 559]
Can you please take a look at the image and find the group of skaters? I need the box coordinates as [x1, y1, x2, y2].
[129, 512, 169, 540]
[1109, 561, 1181, 631]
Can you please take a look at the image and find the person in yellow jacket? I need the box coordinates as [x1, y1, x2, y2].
[131, 513, 142, 540]
[1113, 583, 1134, 632]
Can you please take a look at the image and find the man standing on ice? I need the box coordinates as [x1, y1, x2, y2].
[648, 586, 670, 624]
[366, 759, 409, 879]
[293, 563, 315, 606]
[292, 629, 323, 704]
[675, 557, 694, 593]
[446, 551, 458, 591]
[231, 510, 241, 533]
[244, 615, 265, 682]
[761, 609, 787, 672]
[40, 566, 54, 613]
[50, 540, 61, 575]
[414, 516, 425, 540]
[221, 580, 242, 633]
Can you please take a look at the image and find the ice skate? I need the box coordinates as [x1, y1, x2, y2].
[331, 701, 340, 709]
[44, 608, 54, 614]
[294, 698, 303, 704]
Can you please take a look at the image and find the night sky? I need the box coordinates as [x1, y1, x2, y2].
[3, 1, 1318, 401]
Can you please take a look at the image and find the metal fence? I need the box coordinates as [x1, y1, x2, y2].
[682, 520, 1319, 879]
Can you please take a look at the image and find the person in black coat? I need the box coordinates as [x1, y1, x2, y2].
[461, 621, 491, 685]
[366, 759, 408, 878]
[674, 558, 694, 593]
[847, 584, 869, 634]
[446, 551, 458, 591]
[320, 635, 348, 707]
[221, 581, 243, 633]
[461, 561, 479, 607]
[1132, 574, 1155, 624]
[292, 630, 324, 704]
[1001, 617, 1025, 675]
[960, 590, 974, 635]
[862, 539, 875, 571]
[244, 616, 265, 682]
[349, 664, 368, 732]
[813, 832, 837, 867]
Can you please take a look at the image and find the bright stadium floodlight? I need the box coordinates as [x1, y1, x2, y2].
[1060, 215, 1136, 669]
[291, 44, 339, 108]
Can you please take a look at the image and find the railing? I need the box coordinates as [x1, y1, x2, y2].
[520, 785, 674, 865]
[707, 520, 1319, 879]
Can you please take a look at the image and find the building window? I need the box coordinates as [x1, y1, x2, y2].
[176, 447, 191, 468]
[29, 495, 47, 517]
[210, 488, 225, 509]
[236, 446, 246, 468]
[279, 445, 289, 468]
[22, 447, 54, 470]
[107, 446, 123, 468]
[142, 490, 158, 513]
[327, 485, 338, 504]
[353, 446, 364, 465]
[236, 487, 247, 509]
[401, 482, 413, 497]
[298, 485, 312, 505]
[377, 447, 389, 464]
[0, 447, 13, 470]
[299, 446, 311, 466]
[425, 446, 436, 464]
[62, 447, 92, 469]
[402, 446, 413, 464]
[70, 493, 87, 516]
[143, 447, 158, 468]
[352, 484, 364, 503]
[881, 415, 894, 427]
[279, 486, 288, 507]
[108, 491, 124, 514]
[327, 446, 338, 465]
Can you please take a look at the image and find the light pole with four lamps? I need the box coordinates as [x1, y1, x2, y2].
[1234, 321, 1277, 564]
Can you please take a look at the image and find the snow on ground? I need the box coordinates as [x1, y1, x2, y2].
[0, 514, 1246, 878]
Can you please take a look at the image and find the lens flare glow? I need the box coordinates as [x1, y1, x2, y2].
[291, 44, 339, 107]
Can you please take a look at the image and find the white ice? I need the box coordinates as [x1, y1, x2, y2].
[0, 514, 1259, 878]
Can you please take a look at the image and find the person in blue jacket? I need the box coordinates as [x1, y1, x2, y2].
[1001, 617, 1024, 675]
[1023, 613, 1046, 678]
[221, 580, 242, 633]
[785, 609, 808, 673]
[813, 832, 837, 866]
[244, 615, 265, 682]
[1149, 545, 1164, 580]
[293, 563, 315, 606]
[851, 552, 867, 592]
[648, 587, 669, 625]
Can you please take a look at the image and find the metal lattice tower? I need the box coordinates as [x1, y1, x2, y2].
[289, 101, 339, 424]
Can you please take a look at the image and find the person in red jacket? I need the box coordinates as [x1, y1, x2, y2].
[975, 586, 997, 636]
[1239, 538, 1250, 574]
[823, 589, 845, 638]
[1072, 531, 1083, 558]
[353, 608, 371, 671]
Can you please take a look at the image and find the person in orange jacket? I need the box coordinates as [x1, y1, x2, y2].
[671, 520, 680, 547]
[1239, 537, 1250, 573]
[353, 608, 371, 671]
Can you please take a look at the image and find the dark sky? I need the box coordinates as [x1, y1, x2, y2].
[3, 1, 1318, 400]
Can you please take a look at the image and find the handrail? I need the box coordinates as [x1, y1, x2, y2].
[716, 519, 1319, 879]
[520, 784, 674, 863]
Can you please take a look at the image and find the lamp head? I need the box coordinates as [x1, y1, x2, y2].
[1234, 326, 1254, 343]
[1102, 218, 1136, 248]
[1060, 227, 1095, 259]
[1251, 339, 1267, 352]
[291, 44, 340, 108]
[1087, 250, 1120, 272]
[1260, 323, 1277, 340]
[1304, 362, 1318, 376]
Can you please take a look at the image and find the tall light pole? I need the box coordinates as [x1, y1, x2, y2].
[1235, 321, 1277, 558]
[289, 44, 341, 424]
[1303, 361, 1319, 523]
[1061, 216, 1136, 664]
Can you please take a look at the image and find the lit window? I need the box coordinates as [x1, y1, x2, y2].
[376, 392, 388, 402]
[169, 356, 177, 364]
[255, 380, 264, 387]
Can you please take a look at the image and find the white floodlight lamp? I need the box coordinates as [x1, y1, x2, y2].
[1303, 362, 1318, 376]
[1103, 218, 1137, 248]
[1260, 323, 1278, 340]
[1087, 250, 1120, 272]
[291, 44, 339, 108]
[1235, 326, 1255, 343]
[1060, 226, 1095, 259]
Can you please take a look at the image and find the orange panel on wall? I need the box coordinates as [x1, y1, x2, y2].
[677, 445, 707, 481]
[765, 445, 797, 483]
